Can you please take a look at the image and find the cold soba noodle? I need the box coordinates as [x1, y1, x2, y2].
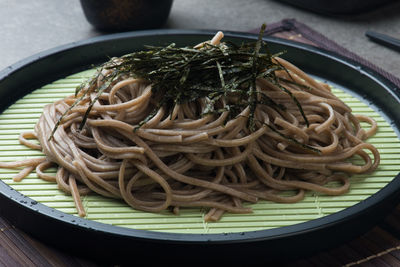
[0, 30, 380, 222]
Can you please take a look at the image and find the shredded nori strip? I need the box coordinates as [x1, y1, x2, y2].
[51, 24, 316, 152]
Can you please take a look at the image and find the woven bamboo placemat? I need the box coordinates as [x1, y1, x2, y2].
[0, 19, 399, 266]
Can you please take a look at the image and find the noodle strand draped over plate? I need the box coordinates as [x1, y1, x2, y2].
[0, 32, 380, 222]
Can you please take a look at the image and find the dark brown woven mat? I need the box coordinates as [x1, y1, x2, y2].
[0, 19, 399, 266]
[253, 19, 400, 87]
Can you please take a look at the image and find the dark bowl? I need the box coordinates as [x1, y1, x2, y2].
[277, 0, 395, 15]
[80, 0, 173, 32]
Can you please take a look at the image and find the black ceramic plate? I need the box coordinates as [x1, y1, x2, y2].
[0, 30, 399, 264]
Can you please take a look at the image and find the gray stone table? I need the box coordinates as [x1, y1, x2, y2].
[0, 0, 399, 77]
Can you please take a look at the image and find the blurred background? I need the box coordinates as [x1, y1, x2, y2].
[0, 0, 399, 77]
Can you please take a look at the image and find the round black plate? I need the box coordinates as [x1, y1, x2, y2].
[0, 30, 399, 264]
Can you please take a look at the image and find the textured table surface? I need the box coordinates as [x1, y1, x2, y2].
[0, 0, 399, 77]
[0, 0, 400, 266]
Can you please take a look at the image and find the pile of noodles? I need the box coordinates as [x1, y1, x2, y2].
[1, 32, 380, 222]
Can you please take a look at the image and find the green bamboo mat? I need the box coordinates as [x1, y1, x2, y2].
[0, 69, 398, 234]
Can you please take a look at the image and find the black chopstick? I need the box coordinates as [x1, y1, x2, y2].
[365, 30, 400, 53]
